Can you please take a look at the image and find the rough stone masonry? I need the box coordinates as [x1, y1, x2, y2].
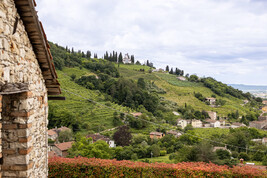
[0, 0, 60, 177]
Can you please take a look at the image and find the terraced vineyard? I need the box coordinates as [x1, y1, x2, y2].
[48, 68, 134, 133]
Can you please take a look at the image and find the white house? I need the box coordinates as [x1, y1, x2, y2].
[177, 76, 187, 81]
[177, 119, 188, 129]
[207, 111, 217, 120]
[123, 53, 131, 64]
[191, 119, 202, 128]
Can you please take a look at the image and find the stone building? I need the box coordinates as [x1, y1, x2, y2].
[177, 119, 187, 129]
[207, 111, 217, 120]
[191, 119, 202, 128]
[149, 132, 165, 139]
[0, 0, 60, 177]
[206, 97, 216, 105]
[53, 142, 73, 157]
[249, 120, 267, 130]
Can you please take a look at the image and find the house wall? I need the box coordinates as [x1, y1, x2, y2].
[177, 120, 187, 129]
[52, 146, 62, 157]
[0, 0, 48, 177]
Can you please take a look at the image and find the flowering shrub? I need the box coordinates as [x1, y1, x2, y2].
[49, 157, 267, 177]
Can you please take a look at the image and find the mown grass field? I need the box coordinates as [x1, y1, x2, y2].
[137, 154, 174, 163]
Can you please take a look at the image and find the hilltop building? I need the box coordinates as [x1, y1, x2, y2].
[0, 0, 60, 177]
[123, 53, 131, 64]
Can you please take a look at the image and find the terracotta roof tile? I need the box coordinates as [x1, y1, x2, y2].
[48, 129, 57, 136]
[55, 142, 74, 151]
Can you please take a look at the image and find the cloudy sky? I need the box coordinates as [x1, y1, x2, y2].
[36, 0, 267, 85]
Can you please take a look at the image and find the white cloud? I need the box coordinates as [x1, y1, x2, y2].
[36, 0, 267, 85]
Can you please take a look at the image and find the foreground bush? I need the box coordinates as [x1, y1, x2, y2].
[49, 157, 267, 177]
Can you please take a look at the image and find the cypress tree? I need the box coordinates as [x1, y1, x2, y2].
[166, 65, 169, 72]
[169, 68, 174, 74]
[118, 52, 123, 63]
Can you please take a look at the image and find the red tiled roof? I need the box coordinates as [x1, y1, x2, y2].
[86, 134, 110, 142]
[48, 129, 57, 136]
[55, 142, 74, 151]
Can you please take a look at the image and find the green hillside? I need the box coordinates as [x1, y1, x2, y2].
[48, 67, 134, 133]
[117, 64, 260, 117]
[48, 42, 262, 134]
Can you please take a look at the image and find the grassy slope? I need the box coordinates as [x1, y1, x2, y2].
[137, 154, 174, 163]
[118, 65, 254, 116]
[49, 67, 134, 133]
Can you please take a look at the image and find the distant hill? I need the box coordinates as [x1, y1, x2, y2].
[229, 84, 267, 92]
[48, 42, 263, 134]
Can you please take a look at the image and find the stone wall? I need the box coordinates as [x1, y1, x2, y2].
[0, 0, 48, 177]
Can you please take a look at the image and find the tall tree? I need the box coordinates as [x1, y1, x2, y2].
[131, 55, 135, 64]
[94, 53, 98, 59]
[146, 60, 150, 66]
[118, 52, 123, 63]
[113, 125, 132, 146]
[166, 65, 169, 72]
[86, 50, 91, 59]
[169, 68, 174, 74]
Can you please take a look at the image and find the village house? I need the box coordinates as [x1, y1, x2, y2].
[53, 142, 73, 157]
[0, 0, 61, 177]
[131, 112, 142, 117]
[149, 132, 165, 139]
[258, 114, 267, 121]
[191, 119, 202, 128]
[86, 134, 115, 148]
[48, 129, 58, 141]
[207, 111, 217, 120]
[205, 119, 221, 128]
[123, 53, 131, 64]
[263, 100, 267, 105]
[172, 111, 180, 116]
[166, 130, 182, 138]
[152, 68, 164, 72]
[176, 76, 186, 81]
[177, 119, 187, 129]
[262, 106, 267, 112]
[206, 97, 216, 105]
[249, 120, 267, 130]
[231, 122, 246, 128]
[48, 126, 72, 142]
[220, 119, 226, 126]
[262, 138, 267, 146]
